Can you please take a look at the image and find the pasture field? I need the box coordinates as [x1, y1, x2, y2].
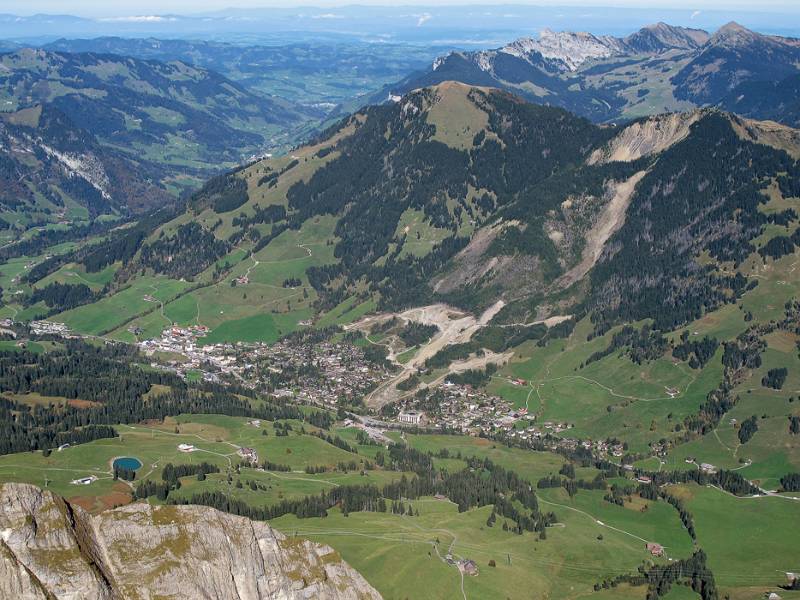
[0, 340, 50, 353]
[169, 467, 413, 510]
[272, 490, 678, 600]
[400, 433, 592, 484]
[37, 262, 117, 291]
[668, 483, 800, 598]
[662, 323, 800, 489]
[535, 486, 694, 559]
[316, 296, 377, 329]
[56, 276, 191, 335]
[0, 414, 375, 512]
[393, 208, 452, 258]
[111, 215, 340, 344]
[494, 316, 722, 453]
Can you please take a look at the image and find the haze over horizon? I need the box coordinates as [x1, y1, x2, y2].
[8, 0, 800, 16]
[2, 3, 800, 43]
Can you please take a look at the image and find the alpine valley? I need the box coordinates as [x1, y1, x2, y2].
[0, 12, 799, 600]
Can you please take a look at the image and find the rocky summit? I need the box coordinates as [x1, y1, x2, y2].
[0, 483, 382, 600]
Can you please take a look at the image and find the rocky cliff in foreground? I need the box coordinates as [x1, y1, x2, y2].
[0, 482, 381, 600]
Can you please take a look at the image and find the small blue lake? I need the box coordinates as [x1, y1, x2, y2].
[113, 457, 142, 471]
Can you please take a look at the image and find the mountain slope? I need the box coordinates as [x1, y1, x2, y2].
[624, 22, 709, 53]
[717, 72, 800, 128]
[0, 48, 306, 192]
[53, 82, 799, 340]
[672, 22, 800, 104]
[0, 104, 172, 227]
[0, 482, 381, 600]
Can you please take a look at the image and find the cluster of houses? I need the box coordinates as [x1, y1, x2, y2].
[29, 320, 71, 336]
[138, 327, 240, 383]
[390, 382, 586, 444]
[262, 339, 392, 407]
[392, 382, 522, 434]
[138, 330, 392, 403]
[139, 325, 210, 356]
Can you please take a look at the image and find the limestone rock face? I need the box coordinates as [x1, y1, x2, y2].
[0, 483, 381, 600]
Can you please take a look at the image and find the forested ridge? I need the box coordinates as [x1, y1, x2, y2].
[589, 113, 795, 332]
[232, 86, 800, 333]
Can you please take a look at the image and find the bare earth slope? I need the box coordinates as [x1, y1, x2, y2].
[0, 482, 381, 600]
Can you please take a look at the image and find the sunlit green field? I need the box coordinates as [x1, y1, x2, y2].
[0, 414, 370, 509]
[668, 483, 800, 599]
[272, 487, 686, 600]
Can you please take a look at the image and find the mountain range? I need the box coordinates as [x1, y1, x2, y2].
[2, 20, 798, 228]
[381, 22, 800, 125]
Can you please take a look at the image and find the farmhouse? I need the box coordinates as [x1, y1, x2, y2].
[646, 542, 664, 557]
[458, 559, 479, 576]
[71, 476, 97, 486]
[237, 447, 259, 464]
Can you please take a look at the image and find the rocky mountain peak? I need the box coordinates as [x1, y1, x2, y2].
[625, 22, 710, 52]
[708, 21, 762, 47]
[0, 482, 382, 600]
[505, 28, 624, 71]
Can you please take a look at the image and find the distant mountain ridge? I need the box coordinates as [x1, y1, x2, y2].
[382, 22, 800, 125]
[0, 47, 308, 198]
[453, 22, 710, 75]
[40, 36, 440, 111]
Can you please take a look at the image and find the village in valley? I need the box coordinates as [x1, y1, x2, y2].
[5, 317, 717, 473]
[137, 324, 393, 407]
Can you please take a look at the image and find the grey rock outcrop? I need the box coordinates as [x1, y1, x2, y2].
[0, 482, 381, 600]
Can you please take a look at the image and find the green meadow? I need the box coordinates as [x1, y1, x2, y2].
[272, 490, 682, 600]
[669, 483, 800, 598]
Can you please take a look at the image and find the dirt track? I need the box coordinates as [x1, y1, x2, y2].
[350, 301, 506, 408]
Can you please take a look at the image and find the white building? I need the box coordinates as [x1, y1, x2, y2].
[398, 411, 424, 425]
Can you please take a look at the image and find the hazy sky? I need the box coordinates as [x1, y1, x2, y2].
[9, 1, 800, 17]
